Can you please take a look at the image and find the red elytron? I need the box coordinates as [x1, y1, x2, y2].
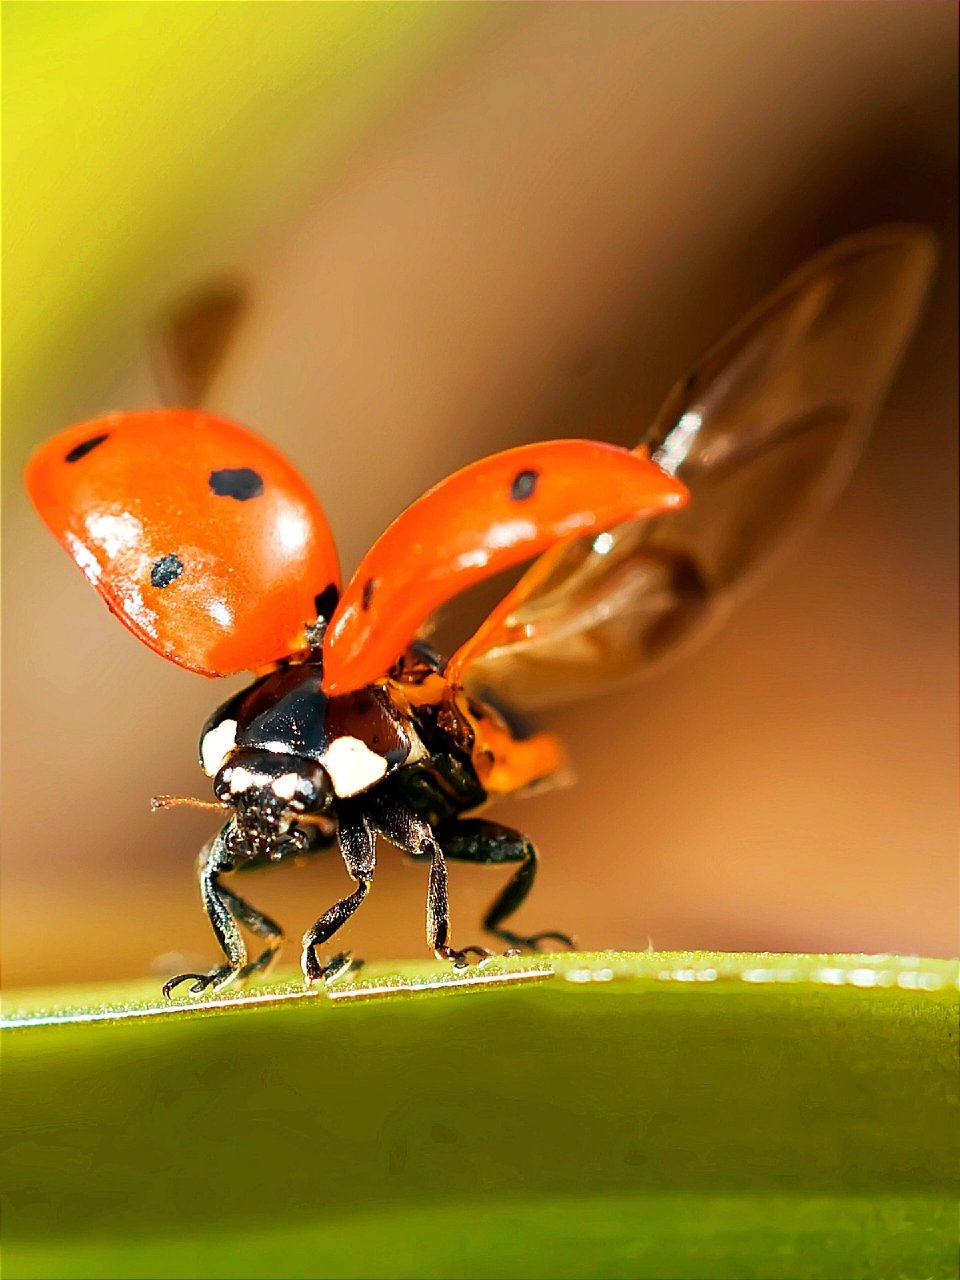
[26, 228, 933, 996]
[27, 410, 341, 676]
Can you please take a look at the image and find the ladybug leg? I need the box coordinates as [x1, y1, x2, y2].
[301, 801, 375, 985]
[163, 826, 249, 998]
[436, 819, 576, 953]
[218, 884, 285, 983]
[368, 791, 493, 968]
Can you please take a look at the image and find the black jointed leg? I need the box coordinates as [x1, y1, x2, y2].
[218, 883, 284, 982]
[301, 800, 375, 984]
[436, 819, 575, 952]
[163, 826, 250, 997]
[369, 791, 492, 967]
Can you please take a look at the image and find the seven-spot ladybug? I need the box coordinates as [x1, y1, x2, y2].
[25, 227, 933, 997]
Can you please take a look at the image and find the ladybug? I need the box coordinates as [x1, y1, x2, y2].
[25, 227, 933, 997]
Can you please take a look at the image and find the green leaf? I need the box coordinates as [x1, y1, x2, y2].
[3, 952, 957, 1280]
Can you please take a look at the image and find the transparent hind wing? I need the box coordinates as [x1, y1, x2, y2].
[455, 226, 936, 710]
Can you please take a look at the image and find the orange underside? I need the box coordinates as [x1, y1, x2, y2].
[388, 671, 568, 800]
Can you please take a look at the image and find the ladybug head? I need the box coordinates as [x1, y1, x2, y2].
[214, 748, 332, 860]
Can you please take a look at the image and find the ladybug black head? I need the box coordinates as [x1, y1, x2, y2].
[214, 748, 332, 860]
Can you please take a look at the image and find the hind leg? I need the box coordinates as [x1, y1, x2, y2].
[436, 819, 575, 952]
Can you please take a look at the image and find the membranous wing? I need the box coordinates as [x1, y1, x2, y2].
[456, 226, 936, 709]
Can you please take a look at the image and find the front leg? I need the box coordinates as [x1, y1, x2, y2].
[301, 800, 375, 984]
[163, 825, 248, 998]
[369, 791, 492, 968]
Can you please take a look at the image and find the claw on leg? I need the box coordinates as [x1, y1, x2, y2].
[498, 929, 576, 953]
[301, 878, 371, 986]
[237, 941, 283, 983]
[435, 943, 495, 969]
[162, 826, 259, 1000]
[301, 947, 363, 987]
[162, 965, 239, 999]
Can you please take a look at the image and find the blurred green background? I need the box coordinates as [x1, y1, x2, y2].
[5, 3, 496, 407]
[3, 2, 957, 980]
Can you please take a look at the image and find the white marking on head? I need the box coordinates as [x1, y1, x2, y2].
[319, 736, 388, 798]
[227, 766, 261, 794]
[201, 718, 237, 777]
[272, 772, 300, 802]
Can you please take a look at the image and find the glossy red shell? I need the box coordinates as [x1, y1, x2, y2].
[323, 440, 688, 694]
[25, 410, 340, 676]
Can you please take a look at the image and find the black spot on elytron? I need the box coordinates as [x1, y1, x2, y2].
[65, 434, 109, 463]
[361, 577, 378, 611]
[208, 467, 264, 501]
[150, 554, 184, 589]
[683, 370, 699, 394]
[510, 469, 539, 501]
[314, 583, 340, 622]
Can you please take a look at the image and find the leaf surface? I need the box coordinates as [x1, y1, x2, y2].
[3, 951, 957, 1280]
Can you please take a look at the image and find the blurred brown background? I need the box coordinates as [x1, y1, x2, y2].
[3, 2, 957, 988]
